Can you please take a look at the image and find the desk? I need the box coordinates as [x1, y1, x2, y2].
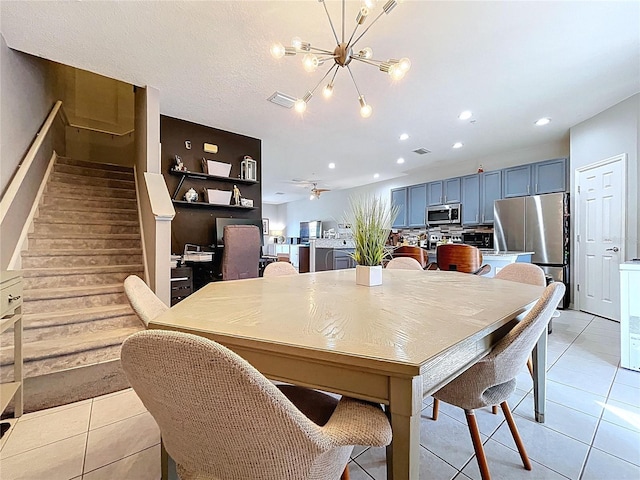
[150, 269, 545, 479]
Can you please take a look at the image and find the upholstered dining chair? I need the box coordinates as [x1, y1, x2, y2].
[433, 244, 491, 275]
[123, 275, 168, 328]
[385, 257, 424, 270]
[428, 282, 565, 480]
[263, 261, 299, 277]
[392, 245, 429, 269]
[222, 225, 261, 281]
[121, 330, 392, 480]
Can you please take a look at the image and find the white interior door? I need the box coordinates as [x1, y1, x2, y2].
[577, 155, 625, 321]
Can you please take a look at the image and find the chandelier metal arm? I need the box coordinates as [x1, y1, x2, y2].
[351, 10, 386, 49]
[350, 56, 381, 68]
[320, 0, 340, 45]
[346, 65, 363, 98]
[307, 46, 336, 55]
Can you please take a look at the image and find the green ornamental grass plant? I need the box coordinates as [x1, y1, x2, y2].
[346, 194, 399, 266]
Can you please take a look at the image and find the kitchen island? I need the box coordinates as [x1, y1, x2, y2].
[480, 250, 534, 277]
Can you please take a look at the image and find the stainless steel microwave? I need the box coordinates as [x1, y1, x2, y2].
[426, 204, 461, 225]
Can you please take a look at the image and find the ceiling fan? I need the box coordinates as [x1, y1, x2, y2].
[310, 182, 331, 200]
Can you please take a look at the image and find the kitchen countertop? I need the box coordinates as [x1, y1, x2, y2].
[480, 250, 534, 257]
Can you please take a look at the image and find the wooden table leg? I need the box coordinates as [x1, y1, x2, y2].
[532, 327, 548, 423]
[386, 376, 422, 480]
[161, 437, 168, 480]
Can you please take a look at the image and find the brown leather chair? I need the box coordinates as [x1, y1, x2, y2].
[434, 244, 491, 275]
[222, 225, 261, 280]
[392, 245, 429, 269]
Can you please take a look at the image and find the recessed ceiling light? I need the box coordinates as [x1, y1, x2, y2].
[452, 142, 463, 149]
[328, 162, 336, 169]
[399, 133, 409, 141]
[535, 117, 551, 126]
[373, 173, 380, 179]
[458, 110, 472, 120]
[397, 157, 405, 164]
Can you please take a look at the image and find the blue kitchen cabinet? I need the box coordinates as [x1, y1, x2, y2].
[502, 164, 532, 198]
[533, 158, 567, 194]
[444, 177, 461, 204]
[480, 170, 502, 223]
[391, 187, 408, 228]
[427, 181, 443, 206]
[408, 183, 427, 227]
[461, 174, 480, 225]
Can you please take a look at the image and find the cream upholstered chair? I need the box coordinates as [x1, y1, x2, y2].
[222, 225, 261, 281]
[123, 275, 168, 327]
[495, 263, 546, 286]
[263, 261, 299, 277]
[428, 282, 565, 480]
[121, 330, 392, 480]
[386, 257, 424, 270]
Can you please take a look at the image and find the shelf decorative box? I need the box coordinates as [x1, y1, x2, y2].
[240, 198, 254, 207]
[205, 188, 232, 205]
[241, 156, 257, 181]
[203, 159, 231, 177]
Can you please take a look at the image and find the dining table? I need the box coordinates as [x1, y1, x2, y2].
[149, 268, 548, 480]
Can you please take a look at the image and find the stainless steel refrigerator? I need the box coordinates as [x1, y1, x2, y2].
[494, 192, 569, 308]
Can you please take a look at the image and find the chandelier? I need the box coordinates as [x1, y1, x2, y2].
[270, 0, 410, 118]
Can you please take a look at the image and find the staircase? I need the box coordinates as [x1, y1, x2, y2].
[0, 157, 145, 412]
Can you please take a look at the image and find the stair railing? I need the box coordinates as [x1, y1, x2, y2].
[0, 100, 63, 224]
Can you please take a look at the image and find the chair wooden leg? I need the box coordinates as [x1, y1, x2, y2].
[527, 358, 534, 378]
[491, 405, 498, 415]
[465, 410, 491, 480]
[340, 464, 350, 480]
[432, 398, 440, 420]
[500, 401, 532, 471]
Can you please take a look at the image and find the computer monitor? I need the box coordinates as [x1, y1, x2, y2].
[215, 218, 264, 247]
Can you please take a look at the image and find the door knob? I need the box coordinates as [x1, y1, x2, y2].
[605, 247, 619, 252]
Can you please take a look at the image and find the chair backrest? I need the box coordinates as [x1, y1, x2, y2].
[121, 330, 344, 479]
[263, 261, 299, 277]
[222, 225, 261, 281]
[495, 263, 546, 286]
[483, 282, 565, 386]
[123, 275, 169, 327]
[436, 244, 484, 273]
[392, 245, 428, 268]
[386, 257, 424, 271]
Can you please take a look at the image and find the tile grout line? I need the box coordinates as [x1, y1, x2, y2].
[80, 442, 160, 477]
[80, 397, 94, 476]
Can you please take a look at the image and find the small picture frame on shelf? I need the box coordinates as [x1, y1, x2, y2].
[240, 198, 254, 207]
[262, 218, 269, 235]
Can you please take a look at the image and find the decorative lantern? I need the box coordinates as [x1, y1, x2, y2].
[241, 156, 257, 181]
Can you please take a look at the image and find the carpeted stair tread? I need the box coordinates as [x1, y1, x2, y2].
[23, 305, 136, 328]
[42, 192, 136, 206]
[24, 283, 124, 300]
[56, 157, 133, 173]
[38, 205, 138, 215]
[0, 327, 142, 366]
[21, 248, 143, 257]
[21, 264, 143, 277]
[28, 232, 141, 240]
[33, 217, 139, 226]
[47, 182, 136, 199]
[53, 164, 134, 181]
[50, 172, 134, 190]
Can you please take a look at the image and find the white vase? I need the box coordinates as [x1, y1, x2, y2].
[356, 265, 383, 286]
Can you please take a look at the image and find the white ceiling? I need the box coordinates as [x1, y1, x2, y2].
[2, 1, 639, 204]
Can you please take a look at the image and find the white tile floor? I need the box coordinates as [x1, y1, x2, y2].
[1, 310, 639, 480]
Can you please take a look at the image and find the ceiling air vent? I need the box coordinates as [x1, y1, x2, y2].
[267, 91, 296, 109]
[413, 147, 431, 155]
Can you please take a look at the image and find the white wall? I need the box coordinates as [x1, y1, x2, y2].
[570, 94, 640, 260]
[278, 139, 569, 237]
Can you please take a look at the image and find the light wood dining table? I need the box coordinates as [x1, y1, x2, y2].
[149, 268, 547, 480]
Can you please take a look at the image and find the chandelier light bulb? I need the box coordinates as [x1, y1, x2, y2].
[292, 37, 302, 49]
[398, 57, 411, 72]
[364, 0, 377, 8]
[360, 47, 373, 59]
[323, 83, 334, 98]
[458, 110, 473, 120]
[388, 64, 406, 80]
[356, 6, 370, 24]
[294, 98, 307, 114]
[309, 194, 316, 200]
[271, 42, 285, 59]
[359, 95, 373, 118]
[302, 54, 319, 72]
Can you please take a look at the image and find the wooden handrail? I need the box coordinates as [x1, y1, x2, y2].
[0, 100, 62, 224]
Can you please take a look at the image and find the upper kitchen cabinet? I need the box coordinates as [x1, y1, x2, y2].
[391, 187, 408, 228]
[502, 164, 532, 198]
[427, 177, 461, 206]
[407, 184, 427, 227]
[480, 170, 502, 223]
[427, 181, 443, 206]
[533, 158, 567, 194]
[461, 174, 480, 225]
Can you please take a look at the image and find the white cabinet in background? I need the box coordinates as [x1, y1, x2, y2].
[620, 261, 640, 372]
